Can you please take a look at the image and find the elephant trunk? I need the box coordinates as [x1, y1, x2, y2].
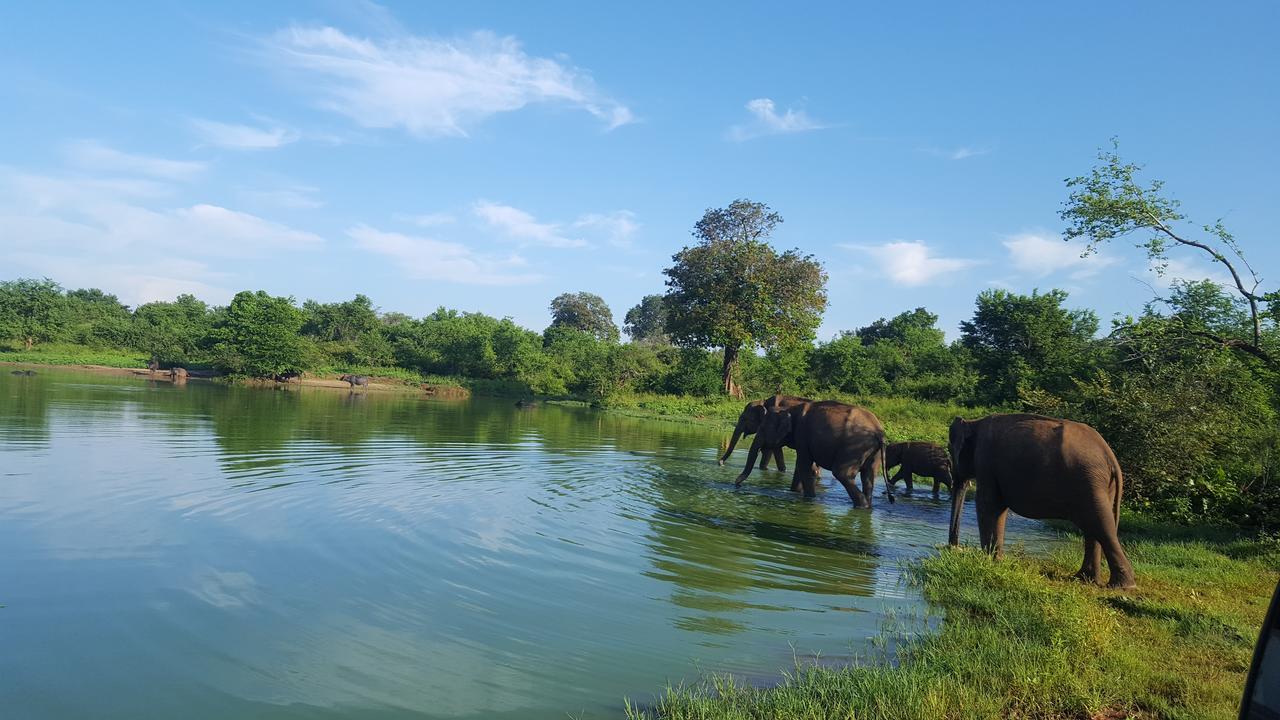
[948, 478, 969, 546]
[720, 421, 747, 466]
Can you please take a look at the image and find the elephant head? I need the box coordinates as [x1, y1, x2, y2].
[884, 442, 903, 469]
[758, 407, 793, 449]
[948, 417, 977, 481]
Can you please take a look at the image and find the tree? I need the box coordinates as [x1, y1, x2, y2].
[548, 292, 619, 342]
[210, 291, 307, 377]
[0, 278, 67, 350]
[623, 294, 669, 343]
[131, 294, 212, 365]
[65, 288, 131, 347]
[1061, 141, 1277, 367]
[662, 199, 827, 397]
[302, 294, 380, 342]
[960, 289, 1099, 405]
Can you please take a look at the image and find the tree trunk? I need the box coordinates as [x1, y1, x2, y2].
[722, 344, 743, 398]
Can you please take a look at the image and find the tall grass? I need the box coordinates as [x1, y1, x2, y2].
[0, 342, 147, 368]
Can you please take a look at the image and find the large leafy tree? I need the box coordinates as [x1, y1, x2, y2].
[548, 292, 619, 342]
[131, 294, 212, 366]
[662, 199, 827, 397]
[0, 278, 68, 350]
[623, 294, 668, 343]
[1061, 141, 1278, 367]
[960, 289, 1098, 405]
[210, 291, 307, 377]
[65, 288, 132, 347]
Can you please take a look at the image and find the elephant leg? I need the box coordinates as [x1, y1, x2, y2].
[834, 463, 869, 508]
[991, 509, 1009, 560]
[888, 467, 909, 492]
[1075, 535, 1102, 585]
[794, 450, 817, 498]
[1080, 495, 1137, 589]
[976, 487, 1005, 556]
[860, 456, 884, 506]
[758, 451, 770, 470]
[773, 446, 787, 473]
[1100, 532, 1137, 590]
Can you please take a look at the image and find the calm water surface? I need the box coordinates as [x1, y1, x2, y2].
[0, 369, 1061, 719]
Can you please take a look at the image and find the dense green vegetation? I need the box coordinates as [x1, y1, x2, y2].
[629, 518, 1278, 720]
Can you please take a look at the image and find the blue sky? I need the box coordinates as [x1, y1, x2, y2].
[2, 1, 1277, 340]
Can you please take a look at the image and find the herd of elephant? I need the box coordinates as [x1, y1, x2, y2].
[718, 394, 1136, 590]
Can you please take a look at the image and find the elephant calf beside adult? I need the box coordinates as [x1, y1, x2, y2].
[752, 400, 890, 509]
[948, 413, 1136, 590]
[885, 441, 953, 498]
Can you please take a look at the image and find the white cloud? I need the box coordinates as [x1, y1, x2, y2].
[241, 185, 323, 209]
[264, 26, 633, 137]
[1146, 257, 1235, 289]
[473, 201, 586, 248]
[395, 211, 456, 227]
[0, 169, 322, 305]
[848, 241, 981, 286]
[63, 140, 206, 181]
[726, 98, 826, 141]
[192, 118, 299, 149]
[573, 210, 638, 247]
[1003, 233, 1118, 280]
[349, 225, 541, 285]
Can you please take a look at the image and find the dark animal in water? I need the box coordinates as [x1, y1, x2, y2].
[339, 374, 370, 389]
[274, 371, 301, 383]
[169, 367, 188, 381]
[884, 441, 954, 498]
[147, 357, 161, 373]
[10, 369, 36, 376]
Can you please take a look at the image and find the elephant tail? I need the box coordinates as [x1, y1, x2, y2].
[1108, 449, 1124, 526]
[880, 434, 894, 504]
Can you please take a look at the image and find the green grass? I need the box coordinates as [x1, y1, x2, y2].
[0, 342, 148, 368]
[600, 392, 990, 444]
[628, 519, 1278, 720]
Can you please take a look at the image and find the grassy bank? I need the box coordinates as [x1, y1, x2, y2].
[0, 342, 148, 369]
[629, 518, 1278, 720]
[600, 392, 990, 444]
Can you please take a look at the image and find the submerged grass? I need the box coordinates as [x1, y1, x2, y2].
[628, 519, 1278, 720]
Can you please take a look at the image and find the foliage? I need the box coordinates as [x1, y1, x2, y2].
[64, 288, 132, 347]
[624, 294, 669, 343]
[662, 199, 827, 397]
[130, 294, 213, 366]
[960, 289, 1099, 405]
[0, 278, 68, 350]
[548, 291, 619, 342]
[302, 294, 393, 366]
[209, 290, 308, 377]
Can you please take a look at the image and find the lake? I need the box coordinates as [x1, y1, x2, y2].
[0, 368, 1061, 719]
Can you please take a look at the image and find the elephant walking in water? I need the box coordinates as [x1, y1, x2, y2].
[720, 394, 812, 471]
[948, 413, 1136, 590]
[885, 441, 953, 498]
[753, 400, 889, 508]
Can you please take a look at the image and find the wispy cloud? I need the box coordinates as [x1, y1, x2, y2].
[191, 118, 299, 149]
[349, 224, 541, 285]
[394, 211, 456, 228]
[263, 26, 633, 137]
[473, 201, 586, 248]
[1003, 232, 1118, 280]
[63, 140, 206, 181]
[844, 241, 981, 286]
[1146, 257, 1235, 289]
[726, 98, 827, 141]
[573, 210, 638, 248]
[921, 145, 990, 160]
[240, 185, 323, 209]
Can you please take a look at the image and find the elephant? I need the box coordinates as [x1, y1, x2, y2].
[339, 374, 370, 389]
[948, 413, 1136, 589]
[753, 400, 890, 508]
[10, 369, 36, 376]
[147, 357, 161, 373]
[720, 394, 812, 471]
[274, 371, 301, 383]
[169, 367, 188, 382]
[885, 441, 953, 498]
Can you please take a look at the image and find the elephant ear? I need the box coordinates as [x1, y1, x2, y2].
[948, 418, 975, 478]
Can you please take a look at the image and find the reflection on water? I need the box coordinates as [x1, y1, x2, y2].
[0, 369, 1064, 719]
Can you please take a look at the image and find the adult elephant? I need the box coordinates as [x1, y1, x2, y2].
[719, 394, 812, 471]
[751, 400, 889, 508]
[948, 413, 1136, 589]
[885, 441, 953, 498]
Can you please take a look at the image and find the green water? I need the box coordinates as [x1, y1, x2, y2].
[0, 368, 1059, 719]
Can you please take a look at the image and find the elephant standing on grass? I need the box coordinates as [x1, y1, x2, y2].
[948, 413, 1136, 589]
[753, 400, 889, 508]
[720, 395, 812, 471]
[885, 441, 953, 498]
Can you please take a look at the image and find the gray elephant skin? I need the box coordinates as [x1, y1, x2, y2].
[753, 400, 889, 508]
[339, 374, 370, 389]
[948, 413, 1136, 589]
[720, 394, 812, 471]
[885, 441, 953, 498]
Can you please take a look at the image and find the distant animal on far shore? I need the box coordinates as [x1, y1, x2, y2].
[339, 374, 370, 389]
[10, 369, 36, 376]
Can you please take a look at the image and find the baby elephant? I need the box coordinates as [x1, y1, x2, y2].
[885, 441, 953, 498]
[169, 367, 188, 382]
[339, 374, 370, 389]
